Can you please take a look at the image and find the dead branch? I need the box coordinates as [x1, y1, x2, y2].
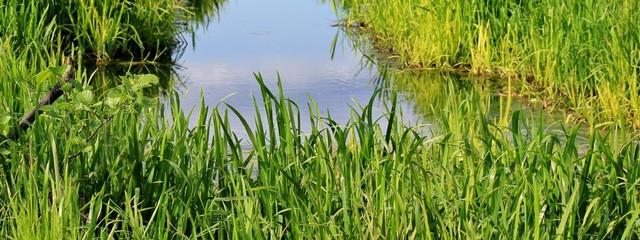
[7, 57, 76, 140]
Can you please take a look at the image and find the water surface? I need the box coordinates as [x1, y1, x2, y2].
[177, 0, 421, 140]
[175, 0, 592, 153]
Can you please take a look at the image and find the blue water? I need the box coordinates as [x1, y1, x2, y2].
[177, 0, 420, 141]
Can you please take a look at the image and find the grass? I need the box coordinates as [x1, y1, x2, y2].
[1, 70, 639, 238]
[335, 0, 640, 129]
[0, 0, 225, 142]
[0, 0, 639, 239]
[0, 0, 201, 64]
[0, 0, 225, 94]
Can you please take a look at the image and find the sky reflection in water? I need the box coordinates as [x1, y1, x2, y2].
[177, 0, 421, 141]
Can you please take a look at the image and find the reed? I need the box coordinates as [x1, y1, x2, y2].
[1, 69, 638, 238]
[337, 0, 640, 129]
[0, 0, 226, 97]
[0, 0, 225, 133]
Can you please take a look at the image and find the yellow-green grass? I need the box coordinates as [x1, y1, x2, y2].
[337, 0, 640, 129]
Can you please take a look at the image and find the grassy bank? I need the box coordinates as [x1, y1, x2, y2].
[336, 0, 640, 129]
[0, 0, 223, 138]
[0, 0, 223, 94]
[0, 0, 223, 65]
[2, 0, 170, 67]
[2, 71, 639, 238]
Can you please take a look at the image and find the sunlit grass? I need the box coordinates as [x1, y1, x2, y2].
[0, 0, 226, 95]
[0, 0, 222, 64]
[1, 70, 639, 238]
[0, 0, 638, 238]
[337, 0, 640, 129]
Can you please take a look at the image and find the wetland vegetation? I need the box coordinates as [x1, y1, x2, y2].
[338, 0, 640, 129]
[0, 0, 638, 239]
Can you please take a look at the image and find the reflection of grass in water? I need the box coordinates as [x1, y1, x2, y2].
[337, 24, 507, 123]
[88, 62, 181, 97]
[339, 22, 608, 155]
[379, 71, 473, 115]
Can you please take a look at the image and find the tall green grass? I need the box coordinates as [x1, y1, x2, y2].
[0, 0, 226, 99]
[336, 0, 640, 129]
[2, 69, 638, 238]
[0, 0, 224, 64]
[1, 0, 638, 238]
[0, 0, 225, 140]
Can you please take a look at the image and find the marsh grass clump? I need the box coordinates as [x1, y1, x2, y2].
[0, 0, 227, 102]
[0, 0, 225, 137]
[337, 0, 640, 129]
[0, 0, 224, 65]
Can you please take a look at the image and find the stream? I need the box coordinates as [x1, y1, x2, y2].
[177, 0, 422, 141]
[173, 0, 592, 152]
